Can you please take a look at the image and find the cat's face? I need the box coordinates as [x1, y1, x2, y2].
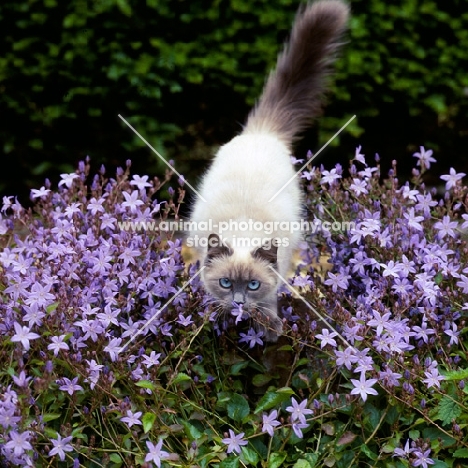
[202, 234, 283, 340]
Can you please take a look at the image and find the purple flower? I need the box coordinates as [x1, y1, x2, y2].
[433, 215, 458, 239]
[301, 170, 313, 180]
[239, 328, 264, 348]
[423, 368, 445, 389]
[48, 335, 70, 356]
[120, 410, 143, 428]
[286, 397, 314, 424]
[104, 337, 123, 361]
[412, 449, 435, 468]
[58, 377, 84, 395]
[315, 329, 338, 348]
[122, 190, 144, 213]
[87, 197, 105, 215]
[231, 303, 246, 324]
[320, 168, 342, 185]
[130, 175, 152, 190]
[380, 261, 402, 278]
[393, 439, 414, 458]
[400, 185, 419, 201]
[350, 178, 368, 195]
[31, 186, 51, 199]
[324, 271, 349, 292]
[367, 310, 392, 336]
[292, 422, 309, 438]
[444, 323, 460, 345]
[141, 351, 162, 368]
[457, 275, 468, 294]
[25, 282, 56, 308]
[413, 146, 436, 169]
[440, 168, 465, 190]
[353, 145, 366, 165]
[221, 429, 248, 454]
[59, 173, 79, 188]
[350, 374, 378, 402]
[403, 208, 425, 231]
[415, 193, 437, 216]
[412, 320, 436, 344]
[145, 439, 170, 467]
[49, 434, 74, 461]
[379, 367, 402, 388]
[335, 346, 359, 370]
[12, 370, 31, 388]
[0, 405, 21, 429]
[4, 430, 33, 457]
[262, 410, 281, 436]
[176, 313, 194, 327]
[11, 323, 40, 351]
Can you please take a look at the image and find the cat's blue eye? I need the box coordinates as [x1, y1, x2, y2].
[248, 280, 261, 291]
[219, 278, 232, 289]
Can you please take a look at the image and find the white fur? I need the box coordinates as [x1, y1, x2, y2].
[190, 132, 302, 280]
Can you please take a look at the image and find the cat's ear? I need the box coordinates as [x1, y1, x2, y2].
[252, 239, 278, 266]
[205, 234, 233, 264]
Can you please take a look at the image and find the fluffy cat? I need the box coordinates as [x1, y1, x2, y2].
[189, 0, 350, 340]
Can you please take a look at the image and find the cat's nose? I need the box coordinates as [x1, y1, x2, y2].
[233, 292, 245, 305]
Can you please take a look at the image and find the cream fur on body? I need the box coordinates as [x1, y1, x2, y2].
[189, 132, 302, 281]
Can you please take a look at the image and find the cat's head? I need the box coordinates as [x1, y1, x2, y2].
[202, 233, 283, 340]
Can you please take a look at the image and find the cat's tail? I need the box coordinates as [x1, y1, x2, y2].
[243, 0, 349, 147]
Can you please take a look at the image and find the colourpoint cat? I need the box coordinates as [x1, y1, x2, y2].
[190, 0, 350, 340]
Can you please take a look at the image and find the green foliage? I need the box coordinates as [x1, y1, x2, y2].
[1, 0, 468, 200]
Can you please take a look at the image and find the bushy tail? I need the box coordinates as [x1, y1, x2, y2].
[243, 0, 349, 146]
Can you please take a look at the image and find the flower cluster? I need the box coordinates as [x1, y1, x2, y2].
[0, 159, 205, 466]
[291, 146, 468, 465]
[1, 147, 468, 467]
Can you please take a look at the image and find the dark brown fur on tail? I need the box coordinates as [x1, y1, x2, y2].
[244, 0, 349, 147]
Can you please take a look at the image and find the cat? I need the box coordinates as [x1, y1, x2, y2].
[189, 0, 350, 341]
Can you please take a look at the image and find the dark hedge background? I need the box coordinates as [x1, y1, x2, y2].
[1, 0, 467, 205]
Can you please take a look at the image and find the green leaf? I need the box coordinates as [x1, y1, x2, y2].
[219, 456, 239, 468]
[444, 368, 468, 381]
[453, 448, 468, 458]
[230, 361, 249, 375]
[268, 452, 287, 468]
[109, 453, 123, 465]
[252, 374, 272, 387]
[135, 380, 156, 390]
[42, 413, 61, 422]
[431, 461, 449, 468]
[116, 0, 132, 16]
[277, 345, 293, 351]
[46, 302, 59, 314]
[437, 396, 462, 426]
[360, 444, 378, 461]
[181, 421, 203, 441]
[44, 427, 59, 438]
[172, 372, 191, 384]
[255, 388, 294, 414]
[241, 446, 259, 465]
[304, 453, 319, 467]
[434, 271, 444, 285]
[422, 427, 456, 447]
[142, 412, 156, 433]
[227, 394, 250, 422]
[363, 403, 381, 430]
[276, 387, 295, 394]
[293, 460, 312, 468]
